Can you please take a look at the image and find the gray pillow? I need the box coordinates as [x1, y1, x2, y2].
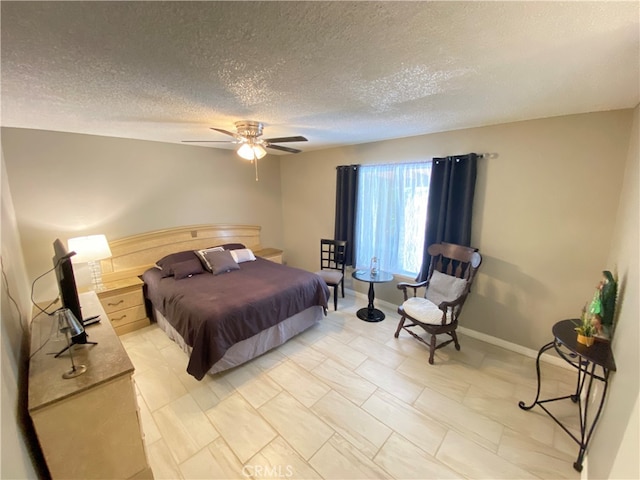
[426, 270, 468, 306]
[202, 249, 240, 275]
[172, 259, 205, 279]
[195, 246, 224, 271]
[156, 250, 199, 277]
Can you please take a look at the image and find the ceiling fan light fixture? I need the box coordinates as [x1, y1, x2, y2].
[237, 142, 266, 160]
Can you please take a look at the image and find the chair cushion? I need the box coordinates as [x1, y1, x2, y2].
[426, 270, 468, 306]
[315, 270, 343, 286]
[403, 297, 453, 325]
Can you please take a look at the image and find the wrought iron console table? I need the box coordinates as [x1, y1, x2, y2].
[518, 319, 616, 472]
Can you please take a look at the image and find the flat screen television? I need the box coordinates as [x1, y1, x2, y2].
[52, 238, 84, 322]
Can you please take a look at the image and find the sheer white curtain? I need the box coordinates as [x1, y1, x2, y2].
[354, 162, 432, 277]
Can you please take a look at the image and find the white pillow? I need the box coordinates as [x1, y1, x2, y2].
[230, 248, 256, 263]
[426, 270, 468, 306]
[195, 246, 224, 271]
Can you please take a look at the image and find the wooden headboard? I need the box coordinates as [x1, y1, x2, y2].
[100, 224, 262, 281]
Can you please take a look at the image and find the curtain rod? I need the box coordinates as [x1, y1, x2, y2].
[335, 154, 485, 169]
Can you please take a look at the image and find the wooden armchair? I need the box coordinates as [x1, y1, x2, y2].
[395, 242, 482, 364]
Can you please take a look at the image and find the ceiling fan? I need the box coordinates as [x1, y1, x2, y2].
[183, 120, 307, 181]
[183, 120, 307, 157]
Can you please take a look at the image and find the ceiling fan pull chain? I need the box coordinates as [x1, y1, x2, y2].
[254, 156, 259, 182]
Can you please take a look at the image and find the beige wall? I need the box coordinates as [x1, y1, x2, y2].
[588, 106, 639, 479]
[1, 154, 39, 478]
[280, 110, 634, 352]
[1, 128, 284, 302]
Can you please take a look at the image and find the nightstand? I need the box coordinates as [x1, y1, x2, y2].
[255, 247, 283, 264]
[97, 277, 150, 335]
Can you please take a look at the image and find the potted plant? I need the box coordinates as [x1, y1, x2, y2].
[574, 306, 596, 347]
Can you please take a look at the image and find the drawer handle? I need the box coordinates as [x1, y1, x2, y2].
[108, 299, 125, 307]
[112, 314, 127, 321]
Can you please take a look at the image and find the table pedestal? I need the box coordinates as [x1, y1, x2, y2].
[351, 269, 394, 323]
[356, 282, 385, 322]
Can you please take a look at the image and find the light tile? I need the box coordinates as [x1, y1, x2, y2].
[414, 385, 503, 452]
[311, 390, 391, 458]
[311, 358, 377, 406]
[247, 348, 287, 372]
[355, 358, 423, 404]
[276, 337, 327, 371]
[309, 434, 391, 479]
[248, 436, 323, 480]
[178, 437, 245, 479]
[259, 392, 334, 460]
[126, 340, 169, 374]
[146, 439, 183, 480]
[463, 384, 555, 446]
[205, 392, 276, 463]
[135, 364, 188, 412]
[436, 430, 538, 479]
[309, 335, 367, 370]
[374, 433, 460, 479]
[362, 390, 447, 456]
[152, 393, 220, 464]
[223, 362, 282, 408]
[396, 356, 469, 402]
[267, 359, 330, 407]
[347, 335, 407, 369]
[498, 428, 579, 479]
[136, 393, 162, 445]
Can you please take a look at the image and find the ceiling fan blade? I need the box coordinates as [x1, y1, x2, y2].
[211, 128, 241, 138]
[263, 136, 308, 143]
[182, 140, 235, 143]
[266, 144, 302, 154]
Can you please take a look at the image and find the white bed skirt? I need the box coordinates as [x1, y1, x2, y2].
[153, 306, 324, 375]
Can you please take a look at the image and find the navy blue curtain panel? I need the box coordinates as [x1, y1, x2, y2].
[334, 165, 359, 266]
[417, 153, 478, 281]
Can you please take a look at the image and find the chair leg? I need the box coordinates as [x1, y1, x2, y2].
[452, 330, 461, 351]
[394, 316, 406, 338]
[428, 334, 437, 365]
[341, 280, 345, 298]
[333, 286, 338, 310]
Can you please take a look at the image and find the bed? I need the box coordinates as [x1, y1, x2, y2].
[100, 224, 329, 379]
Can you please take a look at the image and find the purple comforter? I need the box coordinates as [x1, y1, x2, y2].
[142, 258, 329, 379]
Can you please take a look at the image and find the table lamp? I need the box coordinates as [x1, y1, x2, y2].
[67, 234, 112, 291]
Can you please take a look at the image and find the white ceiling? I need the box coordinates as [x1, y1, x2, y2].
[1, 1, 638, 154]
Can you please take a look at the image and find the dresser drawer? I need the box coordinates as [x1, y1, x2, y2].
[100, 289, 144, 314]
[108, 304, 147, 328]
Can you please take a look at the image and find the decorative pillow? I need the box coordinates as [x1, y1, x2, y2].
[172, 259, 205, 279]
[156, 250, 200, 277]
[219, 243, 246, 251]
[230, 248, 256, 263]
[201, 249, 240, 275]
[195, 246, 224, 271]
[426, 270, 468, 306]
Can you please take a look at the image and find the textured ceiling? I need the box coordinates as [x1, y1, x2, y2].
[1, 1, 638, 154]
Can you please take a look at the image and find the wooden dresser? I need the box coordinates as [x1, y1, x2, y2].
[28, 292, 153, 479]
[97, 277, 150, 336]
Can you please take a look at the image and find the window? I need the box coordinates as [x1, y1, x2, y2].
[354, 162, 431, 277]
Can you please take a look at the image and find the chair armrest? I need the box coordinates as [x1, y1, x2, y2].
[397, 280, 429, 301]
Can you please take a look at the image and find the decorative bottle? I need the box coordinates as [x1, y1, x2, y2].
[370, 256, 378, 276]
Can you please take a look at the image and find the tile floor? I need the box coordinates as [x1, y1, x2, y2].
[120, 294, 582, 480]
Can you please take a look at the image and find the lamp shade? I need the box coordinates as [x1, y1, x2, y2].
[67, 234, 112, 263]
[237, 143, 267, 160]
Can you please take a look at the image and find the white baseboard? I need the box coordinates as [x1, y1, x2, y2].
[346, 288, 572, 371]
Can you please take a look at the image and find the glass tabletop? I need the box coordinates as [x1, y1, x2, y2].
[352, 269, 394, 283]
